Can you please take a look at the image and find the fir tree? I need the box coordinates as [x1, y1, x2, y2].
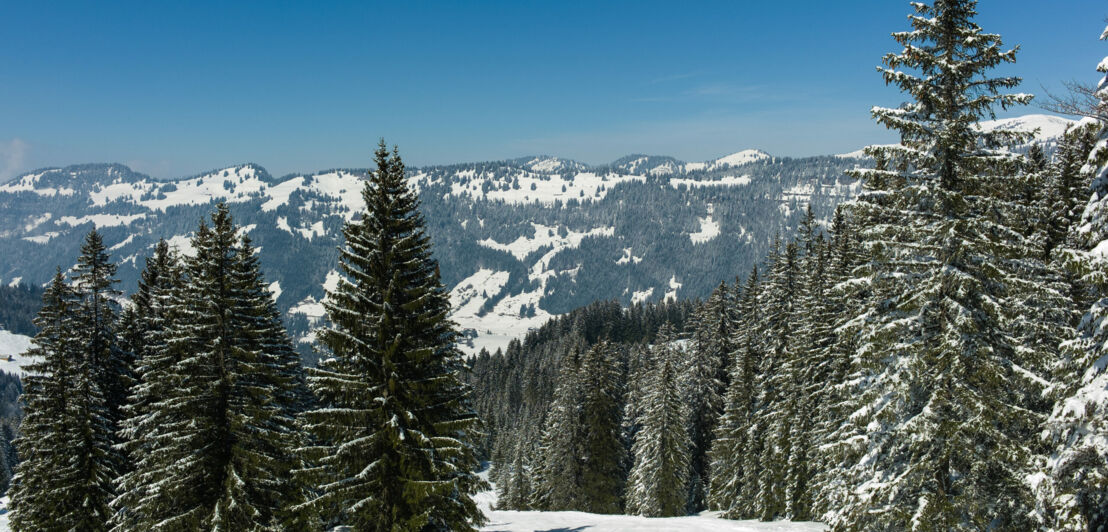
[1039, 24, 1108, 531]
[72, 230, 131, 440]
[828, 1, 1049, 529]
[112, 206, 304, 530]
[532, 347, 584, 511]
[9, 271, 84, 532]
[682, 282, 732, 512]
[112, 240, 184, 531]
[625, 329, 691, 517]
[297, 142, 485, 531]
[577, 341, 626, 514]
[69, 231, 126, 531]
[708, 268, 762, 517]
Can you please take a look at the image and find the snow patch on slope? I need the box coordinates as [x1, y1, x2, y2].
[670, 175, 752, 188]
[0, 330, 37, 376]
[57, 213, 146, 228]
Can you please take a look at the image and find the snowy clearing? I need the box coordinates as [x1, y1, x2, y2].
[0, 331, 36, 376]
[481, 511, 826, 531]
[475, 467, 824, 532]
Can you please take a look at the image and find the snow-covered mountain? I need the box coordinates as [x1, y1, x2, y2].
[0, 114, 1073, 358]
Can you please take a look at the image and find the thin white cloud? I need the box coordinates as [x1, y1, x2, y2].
[0, 138, 29, 184]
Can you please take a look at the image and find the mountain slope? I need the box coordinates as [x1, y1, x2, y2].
[0, 115, 1071, 359]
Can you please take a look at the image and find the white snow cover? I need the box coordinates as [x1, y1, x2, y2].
[670, 175, 752, 188]
[164, 234, 196, 257]
[632, 287, 655, 305]
[977, 113, 1074, 140]
[665, 274, 682, 302]
[478, 224, 613, 262]
[56, 213, 146, 228]
[616, 247, 644, 265]
[420, 168, 646, 206]
[453, 224, 613, 354]
[712, 149, 771, 168]
[260, 176, 305, 211]
[0, 330, 36, 376]
[137, 165, 267, 211]
[0, 170, 75, 197]
[22, 232, 62, 244]
[476, 467, 825, 531]
[690, 207, 721, 244]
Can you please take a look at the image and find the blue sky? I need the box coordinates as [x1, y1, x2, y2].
[0, 1, 1104, 180]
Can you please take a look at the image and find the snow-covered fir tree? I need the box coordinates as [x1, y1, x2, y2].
[1039, 24, 1108, 531]
[826, 1, 1053, 529]
[297, 142, 485, 531]
[626, 327, 691, 517]
[72, 230, 131, 448]
[67, 231, 126, 531]
[111, 206, 304, 530]
[532, 346, 584, 511]
[707, 267, 762, 518]
[753, 239, 799, 521]
[112, 239, 186, 531]
[682, 282, 732, 512]
[577, 341, 626, 514]
[9, 271, 85, 532]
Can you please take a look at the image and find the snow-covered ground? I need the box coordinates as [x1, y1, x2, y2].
[475, 466, 825, 532]
[0, 331, 36, 376]
[482, 511, 826, 532]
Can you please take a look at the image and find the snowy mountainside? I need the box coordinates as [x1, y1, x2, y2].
[0, 115, 1071, 359]
[0, 330, 35, 377]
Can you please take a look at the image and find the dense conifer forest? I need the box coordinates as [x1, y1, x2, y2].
[4, 1, 1108, 530]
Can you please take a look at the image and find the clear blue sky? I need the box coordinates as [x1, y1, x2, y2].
[0, 0, 1104, 180]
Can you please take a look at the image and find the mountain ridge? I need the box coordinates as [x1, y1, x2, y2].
[0, 114, 1074, 358]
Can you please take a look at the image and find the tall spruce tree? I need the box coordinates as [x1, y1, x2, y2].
[625, 328, 691, 517]
[112, 206, 304, 530]
[112, 240, 185, 531]
[682, 282, 732, 512]
[297, 142, 485, 531]
[9, 271, 85, 532]
[69, 231, 126, 531]
[1039, 24, 1108, 531]
[827, 1, 1050, 529]
[708, 267, 763, 518]
[72, 230, 131, 440]
[577, 341, 626, 514]
[753, 239, 799, 521]
[532, 346, 584, 511]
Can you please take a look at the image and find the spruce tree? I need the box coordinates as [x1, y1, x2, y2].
[297, 142, 485, 531]
[682, 282, 731, 512]
[112, 206, 304, 530]
[625, 330, 691, 517]
[708, 268, 762, 517]
[112, 240, 185, 531]
[753, 239, 799, 521]
[1039, 24, 1108, 531]
[532, 347, 584, 511]
[9, 271, 83, 532]
[70, 230, 126, 531]
[828, 1, 1049, 528]
[577, 341, 626, 514]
